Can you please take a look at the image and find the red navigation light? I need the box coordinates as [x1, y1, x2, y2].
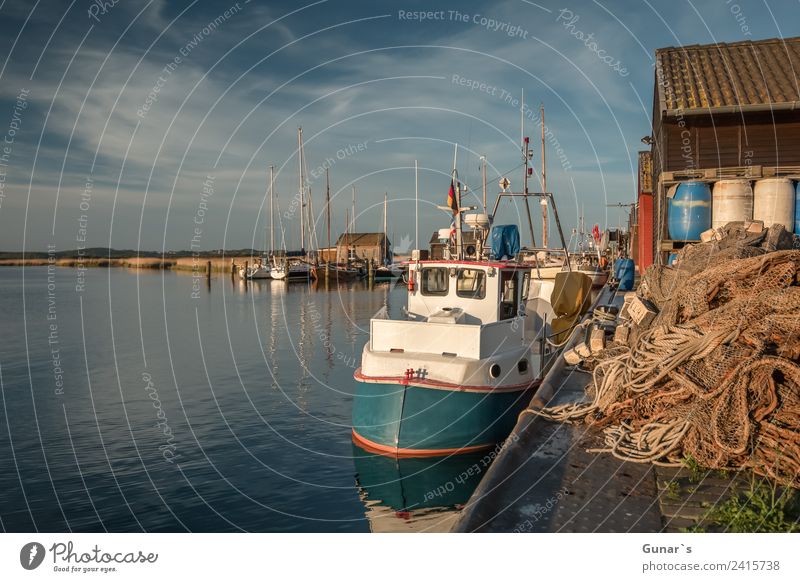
[528, 168, 533, 175]
[523, 137, 529, 143]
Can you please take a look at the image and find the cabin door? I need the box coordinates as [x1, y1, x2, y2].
[499, 270, 518, 320]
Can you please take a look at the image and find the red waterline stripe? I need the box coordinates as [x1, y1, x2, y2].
[351, 429, 495, 458]
[353, 367, 540, 393]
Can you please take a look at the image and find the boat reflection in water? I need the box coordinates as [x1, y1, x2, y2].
[353, 445, 493, 532]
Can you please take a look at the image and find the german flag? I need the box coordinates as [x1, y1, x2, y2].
[446, 179, 458, 214]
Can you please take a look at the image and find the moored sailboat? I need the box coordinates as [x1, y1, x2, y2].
[271, 127, 313, 282]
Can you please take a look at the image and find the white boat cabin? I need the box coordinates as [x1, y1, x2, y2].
[367, 261, 534, 366]
[406, 261, 532, 324]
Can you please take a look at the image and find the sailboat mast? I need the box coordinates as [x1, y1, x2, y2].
[351, 186, 356, 233]
[298, 127, 306, 253]
[541, 103, 548, 248]
[326, 169, 331, 263]
[383, 192, 387, 263]
[269, 165, 274, 253]
[344, 208, 349, 264]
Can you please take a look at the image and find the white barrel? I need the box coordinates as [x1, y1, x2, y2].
[753, 178, 796, 229]
[711, 179, 753, 228]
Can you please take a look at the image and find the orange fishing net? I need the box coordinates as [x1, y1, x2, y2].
[537, 224, 800, 488]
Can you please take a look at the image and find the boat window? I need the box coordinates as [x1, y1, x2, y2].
[420, 267, 449, 296]
[456, 269, 486, 299]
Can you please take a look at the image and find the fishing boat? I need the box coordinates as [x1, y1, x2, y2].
[352, 100, 591, 457]
[352, 247, 541, 456]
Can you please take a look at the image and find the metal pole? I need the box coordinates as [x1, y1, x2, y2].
[549, 193, 571, 271]
[541, 104, 548, 248]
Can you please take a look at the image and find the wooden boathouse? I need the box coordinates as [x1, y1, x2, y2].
[640, 36, 800, 267]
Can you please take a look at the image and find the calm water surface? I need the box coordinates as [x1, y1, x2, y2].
[0, 267, 485, 532]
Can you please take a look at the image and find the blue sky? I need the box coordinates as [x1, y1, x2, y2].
[0, 0, 798, 252]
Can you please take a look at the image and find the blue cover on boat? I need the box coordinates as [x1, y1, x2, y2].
[491, 225, 520, 260]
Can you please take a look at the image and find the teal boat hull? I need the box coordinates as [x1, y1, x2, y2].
[352, 374, 535, 456]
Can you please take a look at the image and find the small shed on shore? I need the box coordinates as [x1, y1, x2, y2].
[335, 233, 390, 263]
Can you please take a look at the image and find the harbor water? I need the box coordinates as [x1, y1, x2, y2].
[0, 267, 486, 532]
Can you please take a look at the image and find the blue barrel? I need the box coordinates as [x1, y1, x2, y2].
[668, 181, 711, 241]
[795, 181, 800, 235]
[615, 258, 635, 291]
[668, 253, 678, 265]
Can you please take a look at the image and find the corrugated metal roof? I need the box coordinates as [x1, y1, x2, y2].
[655, 37, 800, 114]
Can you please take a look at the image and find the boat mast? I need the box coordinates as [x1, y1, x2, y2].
[414, 159, 419, 251]
[520, 89, 536, 251]
[326, 169, 331, 264]
[481, 155, 487, 213]
[344, 208, 349, 264]
[453, 143, 462, 260]
[269, 165, 274, 254]
[383, 192, 388, 264]
[351, 185, 356, 233]
[298, 127, 305, 254]
[541, 103, 548, 248]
